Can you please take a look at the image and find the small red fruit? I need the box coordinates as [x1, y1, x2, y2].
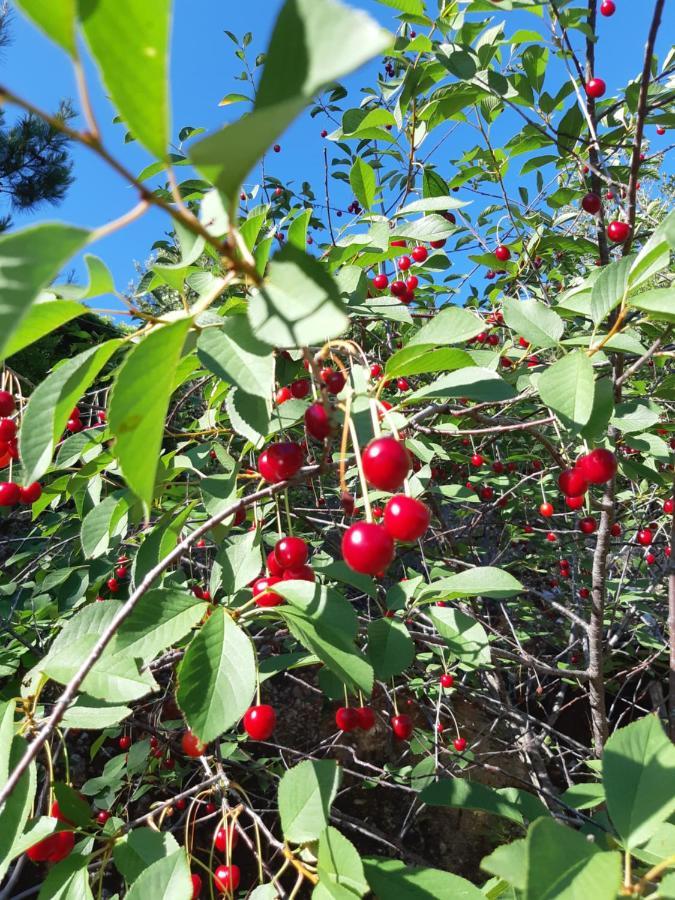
[586, 78, 606, 99]
[0, 391, 14, 416]
[558, 468, 588, 498]
[214, 825, 239, 853]
[656, 125, 666, 136]
[494, 245, 511, 262]
[97, 810, 111, 825]
[115, 566, 128, 579]
[391, 714, 413, 740]
[539, 502, 554, 517]
[355, 707, 375, 730]
[636, 529, 653, 546]
[342, 522, 395, 575]
[453, 737, 467, 752]
[274, 536, 308, 570]
[396, 378, 409, 392]
[406, 275, 419, 291]
[565, 495, 585, 510]
[214, 865, 240, 894]
[383, 495, 430, 542]
[391, 280, 407, 297]
[600, 0, 615, 15]
[275, 386, 292, 405]
[440, 674, 454, 689]
[282, 564, 315, 582]
[611, 523, 621, 537]
[19, 482, 42, 504]
[546, 532, 557, 542]
[107, 577, 119, 593]
[576, 448, 617, 484]
[362, 437, 410, 492]
[335, 707, 360, 732]
[411, 246, 428, 263]
[607, 220, 630, 243]
[398, 255, 411, 271]
[181, 731, 206, 758]
[191, 873, 202, 899]
[252, 575, 283, 607]
[664, 499, 674, 515]
[646, 553, 657, 566]
[119, 735, 131, 751]
[305, 402, 333, 441]
[370, 363, 383, 378]
[258, 442, 304, 482]
[325, 370, 346, 395]
[373, 274, 388, 290]
[582, 192, 601, 214]
[266, 549, 284, 577]
[290, 379, 310, 399]
[243, 705, 276, 740]
[579, 516, 598, 535]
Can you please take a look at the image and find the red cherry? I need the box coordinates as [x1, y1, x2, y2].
[558, 468, 588, 497]
[290, 379, 310, 399]
[181, 731, 206, 757]
[579, 516, 598, 535]
[391, 280, 407, 297]
[494, 245, 511, 262]
[646, 553, 656, 566]
[565, 495, 585, 510]
[257, 442, 304, 482]
[480, 486, 494, 501]
[107, 577, 119, 593]
[611, 523, 621, 537]
[214, 865, 240, 894]
[19, 482, 42, 504]
[390, 239, 406, 247]
[355, 706, 375, 730]
[342, 522, 395, 575]
[586, 78, 606, 99]
[115, 566, 128, 579]
[656, 125, 666, 136]
[470, 454, 484, 467]
[66, 418, 83, 433]
[281, 564, 315, 582]
[163, 756, 175, 770]
[0, 391, 14, 417]
[383, 495, 430, 542]
[398, 255, 411, 271]
[325, 371, 346, 395]
[492, 461, 505, 474]
[335, 707, 360, 732]
[576, 448, 617, 484]
[266, 549, 284, 577]
[243, 705, 276, 740]
[362, 437, 410, 492]
[430, 239, 446, 249]
[636, 529, 653, 546]
[440, 674, 454, 689]
[26, 830, 75, 864]
[274, 536, 308, 569]
[582, 192, 601, 214]
[96, 810, 111, 825]
[373, 274, 388, 290]
[453, 737, 467, 752]
[411, 246, 428, 263]
[546, 532, 557, 542]
[273, 144, 281, 152]
[0, 419, 16, 443]
[391, 714, 413, 740]
[205, 802, 217, 814]
[396, 378, 409, 392]
[372, 505, 384, 520]
[191, 873, 202, 899]
[275, 386, 292, 405]
[370, 363, 383, 378]
[252, 575, 283, 607]
[119, 735, 131, 751]
[406, 275, 419, 291]
[305, 403, 333, 441]
[664, 499, 674, 515]
[600, 0, 615, 15]
[607, 220, 630, 243]
[214, 825, 239, 853]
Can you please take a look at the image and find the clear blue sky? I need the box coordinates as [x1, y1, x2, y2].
[4, 0, 674, 311]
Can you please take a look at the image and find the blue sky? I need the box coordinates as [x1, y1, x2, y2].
[4, 0, 674, 312]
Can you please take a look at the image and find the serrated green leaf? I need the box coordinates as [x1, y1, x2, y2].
[407, 307, 485, 347]
[430, 608, 491, 669]
[367, 618, 414, 680]
[363, 858, 484, 899]
[14, 0, 76, 55]
[349, 158, 376, 210]
[113, 829, 180, 885]
[538, 351, 595, 427]
[279, 759, 340, 844]
[316, 826, 369, 898]
[421, 779, 525, 825]
[628, 287, 675, 323]
[197, 318, 274, 399]
[125, 849, 192, 900]
[590, 257, 631, 325]
[4, 296, 87, 359]
[225, 387, 270, 447]
[503, 298, 564, 349]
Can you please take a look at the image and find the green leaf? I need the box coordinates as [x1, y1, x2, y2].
[288, 209, 312, 250]
[109, 319, 190, 512]
[14, 0, 76, 55]
[421, 779, 525, 825]
[0, 735, 36, 883]
[393, 215, 456, 243]
[384, 347, 474, 380]
[177, 607, 256, 743]
[37, 853, 94, 900]
[61, 696, 132, 730]
[4, 296, 87, 359]
[407, 367, 515, 404]
[603, 715, 675, 849]
[113, 829, 180, 884]
[375, 0, 425, 15]
[214, 530, 263, 595]
[367, 618, 414, 680]
[661, 873, 675, 899]
[190, 0, 390, 204]
[407, 307, 485, 347]
[429, 608, 491, 669]
[110, 589, 206, 662]
[524, 819, 621, 900]
[20, 340, 121, 484]
[226, 387, 270, 447]
[278, 759, 341, 844]
[81, 494, 124, 558]
[481, 840, 527, 890]
[590, 257, 631, 325]
[197, 318, 275, 399]
[78, 0, 171, 159]
[628, 287, 675, 323]
[363, 858, 485, 899]
[53, 783, 93, 829]
[248, 244, 349, 348]
[393, 196, 467, 217]
[559, 782, 605, 810]
[538, 351, 595, 427]
[422, 567, 523, 600]
[0, 223, 89, 362]
[502, 298, 564, 349]
[0, 701, 15, 789]
[316, 827, 369, 898]
[349, 158, 376, 210]
[628, 210, 674, 288]
[125, 849, 192, 900]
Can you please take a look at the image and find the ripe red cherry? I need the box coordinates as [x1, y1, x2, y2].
[243, 705, 276, 740]
[391, 280, 407, 297]
[611, 523, 621, 537]
[325, 370, 346, 395]
[396, 378, 409, 392]
[546, 532, 557, 542]
[607, 220, 630, 243]
[26, 830, 75, 864]
[214, 865, 240, 894]
[362, 437, 410, 492]
[355, 706, 375, 730]
[0, 391, 14, 417]
[335, 707, 360, 732]
[275, 386, 292, 405]
[274, 536, 308, 569]
[492, 461, 505, 474]
[558, 468, 588, 497]
[453, 737, 467, 752]
[282, 564, 315, 582]
[440, 674, 454, 689]
[342, 522, 395, 575]
[191, 873, 202, 899]
[181, 731, 206, 757]
[469, 453, 483, 468]
[586, 78, 606, 99]
[370, 363, 383, 378]
[600, 0, 615, 15]
[19, 482, 42, 504]
[66, 417, 83, 433]
[406, 275, 419, 291]
[97, 810, 111, 825]
[252, 575, 283, 607]
[579, 516, 598, 535]
[664, 499, 674, 515]
[430, 239, 446, 249]
[290, 379, 310, 399]
[391, 714, 413, 740]
[305, 402, 332, 440]
[119, 735, 131, 751]
[257, 442, 304, 482]
[266, 549, 284, 576]
[582, 192, 601, 214]
[0, 481, 21, 506]
[656, 125, 666, 136]
[411, 245, 428, 263]
[373, 274, 388, 290]
[398, 255, 411, 271]
[107, 577, 119, 593]
[576, 448, 617, 484]
[480, 486, 494, 501]
[637, 529, 653, 546]
[565, 495, 585, 510]
[383, 495, 430, 542]
[494, 245, 511, 262]
[214, 825, 239, 853]
[646, 553, 656, 566]
[115, 566, 128, 579]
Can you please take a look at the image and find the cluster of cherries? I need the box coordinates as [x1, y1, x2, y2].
[253, 536, 315, 607]
[0, 390, 42, 506]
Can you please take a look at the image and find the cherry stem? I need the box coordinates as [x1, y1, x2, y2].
[283, 490, 293, 535]
[348, 417, 373, 523]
